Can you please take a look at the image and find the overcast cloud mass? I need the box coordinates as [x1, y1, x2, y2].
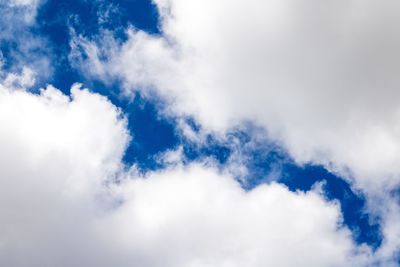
[1, 0, 400, 266]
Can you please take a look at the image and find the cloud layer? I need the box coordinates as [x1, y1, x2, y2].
[2, 0, 400, 265]
[74, 0, 400, 194]
[0, 81, 374, 266]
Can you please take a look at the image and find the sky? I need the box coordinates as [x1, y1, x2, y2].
[1, 0, 400, 266]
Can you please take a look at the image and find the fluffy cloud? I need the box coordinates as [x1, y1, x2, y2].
[104, 165, 368, 267]
[72, 0, 400, 194]
[68, 1, 400, 262]
[0, 82, 129, 266]
[0, 80, 375, 266]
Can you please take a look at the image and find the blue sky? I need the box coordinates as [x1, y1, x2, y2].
[1, 0, 400, 266]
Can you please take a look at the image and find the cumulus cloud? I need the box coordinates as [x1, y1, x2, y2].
[0, 80, 377, 266]
[72, 0, 400, 194]
[68, 1, 400, 262]
[0, 82, 129, 266]
[105, 165, 369, 267]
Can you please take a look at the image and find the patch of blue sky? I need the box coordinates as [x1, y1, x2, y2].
[28, 0, 160, 92]
[120, 93, 179, 170]
[37, 0, 159, 40]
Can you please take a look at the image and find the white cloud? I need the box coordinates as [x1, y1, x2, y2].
[3, 0, 41, 24]
[68, 1, 400, 261]
[72, 0, 400, 193]
[0, 81, 376, 266]
[5, 0, 42, 9]
[0, 82, 128, 266]
[0, 0, 51, 84]
[104, 165, 369, 267]
[8, 0, 40, 7]
[1, 66, 36, 89]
